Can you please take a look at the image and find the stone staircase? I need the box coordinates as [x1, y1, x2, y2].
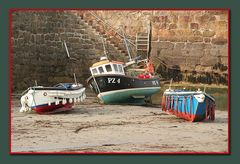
[72, 11, 134, 58]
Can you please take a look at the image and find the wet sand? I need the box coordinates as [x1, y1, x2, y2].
[11, 94, 228, 153]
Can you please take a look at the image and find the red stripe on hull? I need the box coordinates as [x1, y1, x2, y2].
[32, 103, 74, 114]
[163, 107, 214, 122]
[164, 109, 204, 122]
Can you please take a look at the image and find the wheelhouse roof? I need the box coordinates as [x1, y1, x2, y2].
[91, 60, 124, 68]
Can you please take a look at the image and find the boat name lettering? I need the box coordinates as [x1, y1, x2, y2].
[152, 80, 159, 85]
[108, 78, 120, 84]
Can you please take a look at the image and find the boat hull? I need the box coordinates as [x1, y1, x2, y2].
[20, 84, 86, 114]
[31, 101, 74, 114]
[97, 87, 160, 105]
[162, 90, 215, 122]
[87, 74, 160, 104]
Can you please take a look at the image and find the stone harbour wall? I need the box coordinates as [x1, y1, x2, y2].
[11, 11, 124, 91]
[12, 10, 228, 91]
[92, 10, 228, 84]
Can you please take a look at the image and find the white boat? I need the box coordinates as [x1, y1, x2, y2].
[20, 83, 86, 114]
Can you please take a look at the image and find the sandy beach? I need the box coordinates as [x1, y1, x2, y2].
[11, 92, 228, 153]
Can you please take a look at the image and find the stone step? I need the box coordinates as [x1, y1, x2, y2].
[78, 13, 129, 57]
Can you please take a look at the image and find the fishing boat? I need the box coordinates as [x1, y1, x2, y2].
[20, 83, 86, 114]
[87, 57, 160, 105]
[87, 22, 160, 104]
[161, 88, 215, 122]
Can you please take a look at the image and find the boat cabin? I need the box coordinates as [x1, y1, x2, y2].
[90, 59, 125, 76]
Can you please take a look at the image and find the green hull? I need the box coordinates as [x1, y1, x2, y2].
[97, 87, 160, 105]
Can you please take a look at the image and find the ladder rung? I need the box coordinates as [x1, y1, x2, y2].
[136, 39, 148, 41]
[137, 36, 148, 39]
[137, 44, 148, 46]
[137, 33, 148, 36]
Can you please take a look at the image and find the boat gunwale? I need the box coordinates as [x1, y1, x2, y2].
[163, 90, 215, 102]
[29, 84, 85, 91]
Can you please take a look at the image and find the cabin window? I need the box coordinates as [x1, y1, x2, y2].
[113, 64, 118, 72]
[98, 66, 104, 74]
[92, 68, 98, 75]
[105, 64, 112, 72]
[118, 65, 123, 73]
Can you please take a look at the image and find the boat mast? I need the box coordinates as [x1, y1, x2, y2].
[147, 21, 152, 60]
[102, 37, 107, 57]
[64, 40, 70, 58]
[73, 73, 77, 85]
[34, 80, 38, 86]
[63, 40, 77, 61]
[121, 28, 132, 61]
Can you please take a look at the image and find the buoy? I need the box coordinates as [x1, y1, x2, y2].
[138, 74, 144, 79]
[77, 98, 80, 102]
[145, 74, 150, 79]
[69, 98, 73, 103]
[48, 101, 51, 106]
